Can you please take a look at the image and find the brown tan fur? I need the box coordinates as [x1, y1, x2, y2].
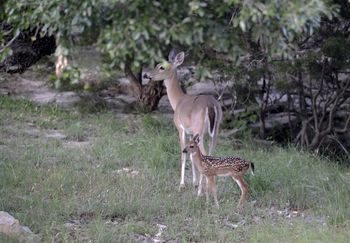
[183, 134, 255, 208]
[146, 50, 223, 194]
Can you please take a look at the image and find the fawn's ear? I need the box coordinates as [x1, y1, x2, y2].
[193, 134, 200, 143]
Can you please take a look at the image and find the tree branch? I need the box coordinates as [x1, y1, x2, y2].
[124, 60, 142, 99]
[0, 31, 20, 53]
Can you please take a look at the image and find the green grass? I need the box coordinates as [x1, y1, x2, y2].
[250, 218, 350, 243]
[0, 95, 349, 242]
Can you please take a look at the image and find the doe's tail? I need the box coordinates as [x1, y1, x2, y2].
[207, 106, 217, 137]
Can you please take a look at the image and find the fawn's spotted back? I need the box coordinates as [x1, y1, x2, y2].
[202, 155, 250, 171]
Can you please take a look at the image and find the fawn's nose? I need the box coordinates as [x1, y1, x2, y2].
[182, 148, 187, 153]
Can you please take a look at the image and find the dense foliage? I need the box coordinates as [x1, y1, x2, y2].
[1, 0, 337, 70]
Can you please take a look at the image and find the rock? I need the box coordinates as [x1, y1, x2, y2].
[187, 81, 216, 95]
[54, 91, 81, 108]
[157, 95, 173, 114]
[32, 92, 57, 104]
[0, 211, 39, 241]
[103, 94, 138, 112]
[250, 112, 297, 130]
[116, 77, 136, 96]
[177, 66, 194, 82]
[44, 130, 66, 139]
[63, 140, 90, 149]
[153, 223, 167, 242]
[0, 211, 21, 235]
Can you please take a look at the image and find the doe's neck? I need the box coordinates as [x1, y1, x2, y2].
[164, 70, 185, 110]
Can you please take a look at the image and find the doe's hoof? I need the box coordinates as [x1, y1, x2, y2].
[178, 184, 185, 192]
[236, 204, 244, 213]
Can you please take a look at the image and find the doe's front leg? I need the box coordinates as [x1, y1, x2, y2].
[179, 147, 186, 191]
[190, 153, 198, 188]
[179, 130, 186, 191]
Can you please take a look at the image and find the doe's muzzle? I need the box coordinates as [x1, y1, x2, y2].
[182, 148, 188, 153]
[143, 73, 151, 79]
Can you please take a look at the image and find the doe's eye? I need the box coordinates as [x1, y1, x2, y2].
[189, 145, 194, 148]
[159, 66, 165, 70]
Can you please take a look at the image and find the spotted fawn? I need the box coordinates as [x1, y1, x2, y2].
[182, 134, 255, 208]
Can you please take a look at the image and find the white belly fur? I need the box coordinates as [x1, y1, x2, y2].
[217, 172, 231, 177]
[180, 124, 193, 135]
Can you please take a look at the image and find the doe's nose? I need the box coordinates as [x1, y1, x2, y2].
[182, 148, 187, 153]
[143, 73, 151, 79]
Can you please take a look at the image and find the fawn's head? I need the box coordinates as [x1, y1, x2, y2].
[145, 50, 185, 81]
[182, 134, 200, 154]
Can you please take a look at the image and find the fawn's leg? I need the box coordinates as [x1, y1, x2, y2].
[209, 176, 219, 208]
[197, 173, 204, 196]
[205, 176, 210, 203]
[207, 176, 219, 208]
[232, 175, 248, 209]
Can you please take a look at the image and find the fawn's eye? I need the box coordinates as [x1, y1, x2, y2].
[190, 145, 194, 148]
[159, 66, 165, 70]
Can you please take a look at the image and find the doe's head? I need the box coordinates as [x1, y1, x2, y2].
[145, 50, 185, 81]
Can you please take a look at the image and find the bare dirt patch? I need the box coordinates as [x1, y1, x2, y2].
[62, 140, 90, 149]
[0, 73, 81, 108]
[21, 122, 91, 149]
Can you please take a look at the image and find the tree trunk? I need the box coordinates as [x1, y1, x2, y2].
[259, 74, 270, 139]
[139, 79, 164, 111]
[124, 62, 142, 99]
[124, 62, 164, 112]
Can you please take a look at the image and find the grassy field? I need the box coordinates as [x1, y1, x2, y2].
[0, 95, 350, 242]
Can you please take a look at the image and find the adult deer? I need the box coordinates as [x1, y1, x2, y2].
[145, 50, 223, 194]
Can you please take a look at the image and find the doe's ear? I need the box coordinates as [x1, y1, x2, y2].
[168, 49, 177, 62]
[174, 52, 185, 67]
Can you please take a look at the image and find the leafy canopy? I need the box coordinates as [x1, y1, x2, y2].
[1, 0, 338, 70]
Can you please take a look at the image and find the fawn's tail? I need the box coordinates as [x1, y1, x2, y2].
[250, 162, 255, 176]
